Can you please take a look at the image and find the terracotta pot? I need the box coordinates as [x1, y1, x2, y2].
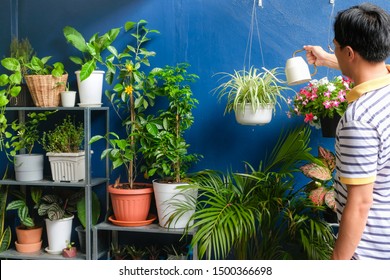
[62, 247, 77, 258]
[16, 225, 43, 244]
[15, 240, 42, 253]
[108, 183, 153, 222]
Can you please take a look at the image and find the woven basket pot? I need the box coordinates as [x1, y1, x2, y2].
[25, 74, 68, 107]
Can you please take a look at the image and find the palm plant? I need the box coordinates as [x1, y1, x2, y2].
[171, 126, 335, 260]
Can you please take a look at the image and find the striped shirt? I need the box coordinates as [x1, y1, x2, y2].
[335, 69, 390, 260]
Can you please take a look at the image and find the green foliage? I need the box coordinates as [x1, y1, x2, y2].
[9, 37, 35, 77]
[42, 115, 84, 153]
[6, 187, 42, 228]
[37, 191, 82, 221]
[0, 169, 11, 252]
[6, 110, 57, 157]
[90, 20, 159, 187]
[76, 191, 100, 228]
[141, 63, 202, 183]
[24, 56, 65, 77]
[63, 24, 121, 81]
[214, 67, 291, 114]
[171, 126, 335, 260]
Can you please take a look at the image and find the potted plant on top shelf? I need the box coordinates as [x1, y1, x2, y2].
[6, 187, 43, 253]
[140, 63, 202, 229]
[42, 115, 85, 182]
[213, 66, 291, 125]
[6, 110, 56, 181]
[89, 20, 160, 225]
[63, 24, 121, 106]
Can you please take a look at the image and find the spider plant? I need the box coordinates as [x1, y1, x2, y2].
[170, 126, 335, 259]
[213, 67, 291, 114]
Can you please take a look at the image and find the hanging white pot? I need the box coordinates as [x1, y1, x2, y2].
[75, 70, 104, 106]
[44, 215, 74, 254]
[234, 103, 274, 126]
[153, 180, 197, 229]
[14, 154, 44, 181]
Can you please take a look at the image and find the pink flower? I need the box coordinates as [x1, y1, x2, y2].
[304, 113, 314, 123]
[323, 100, 332, 109]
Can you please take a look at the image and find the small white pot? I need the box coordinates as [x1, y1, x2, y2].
[234, 103, 274, 125]
[75, 70, 104, 105]
[14, 154, 44, 181]
[61, 91, 76, 107]
[45, 215, 74, 254]
[153, 180, 197, 229]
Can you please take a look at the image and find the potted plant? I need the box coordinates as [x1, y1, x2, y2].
[0, 171, 11, 253]
[299, 146, 337, 224]
[170, 127, 335, 259]
[37, 191, 80, 254]
[6, 110, 56, 181]
[60, 82, 77, 107]
[141, 63, 202, 228]
[213, 66, 291, 125]
[75, 190, 101, 254]
[288, 76, 354, 137]
[89, 20, 159, 224]
[63, 24, 121, 105]
[22, 55, 68, 107]
[6, 187, 43, 253]
[7, 37, 35, 107]
[42, 115, 85, 182]
[62, 240, 77, 258]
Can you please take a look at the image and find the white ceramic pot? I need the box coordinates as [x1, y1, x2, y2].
[234, 103, 274, 125]
[153, 180, 197, 229]
[45, 215, 74, 254]
[46, 151, 85, 182]
[61, 91, 76, 107]
[14, 154, 44, 181]
[75, 70, 104, 105]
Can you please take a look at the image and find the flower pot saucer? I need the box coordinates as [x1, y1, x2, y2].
[45, 246, 62, 255]
[108, 214, 157, 227]
[77, 103, 102, 107]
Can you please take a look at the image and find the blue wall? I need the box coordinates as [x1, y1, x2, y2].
[1, 0, 390, 176]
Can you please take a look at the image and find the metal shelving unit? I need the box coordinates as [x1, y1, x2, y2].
[0, 106, 109, 260]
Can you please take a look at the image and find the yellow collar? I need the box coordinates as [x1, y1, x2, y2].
[347, 65, 390, 103]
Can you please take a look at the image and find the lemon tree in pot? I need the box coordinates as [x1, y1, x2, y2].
[141, 63, 202, 229]
[42, 115, 85, 182]
[89, 20, 159, 225]
[6, 187, 43, 253]
[63, 24, 120, 105]
[214, 67, 291, 125]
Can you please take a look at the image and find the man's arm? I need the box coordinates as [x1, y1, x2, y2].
[303, 45, 340, 70]
[331, 183, 373, 259]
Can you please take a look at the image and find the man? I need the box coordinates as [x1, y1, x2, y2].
[304, 3, 390, 260]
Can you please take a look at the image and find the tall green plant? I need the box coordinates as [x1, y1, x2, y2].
[171, 126, 335, 260]
[0, 169, 11, 252]
[89, 20, 159, 188]
[142, 63, 202, 183]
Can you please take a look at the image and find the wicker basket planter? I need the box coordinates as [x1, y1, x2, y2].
[46, 151, 85, 182]
[25, 74, 68, 107]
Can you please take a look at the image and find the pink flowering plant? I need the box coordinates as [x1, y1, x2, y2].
[287, 76, 354, 128]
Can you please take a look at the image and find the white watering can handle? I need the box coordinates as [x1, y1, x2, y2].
[292, 49, 318, 76]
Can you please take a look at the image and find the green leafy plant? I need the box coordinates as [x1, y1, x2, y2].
[42, 115, 84, 153]
[171, 126, 335, 260]
[0, 170, 11, 252]
[6, 110, 56, 158]
[89, 20, 159, 188]
[23, 56, 66, 77]
[76, 191, 100, 228]
[9, 37, 35, 80]
[63, 24, 121, 81]
[214, 66, 290, 114]
[141, 63, 202, 183]
[37, 191, 81, 221]
[6, 187, 42, 229]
